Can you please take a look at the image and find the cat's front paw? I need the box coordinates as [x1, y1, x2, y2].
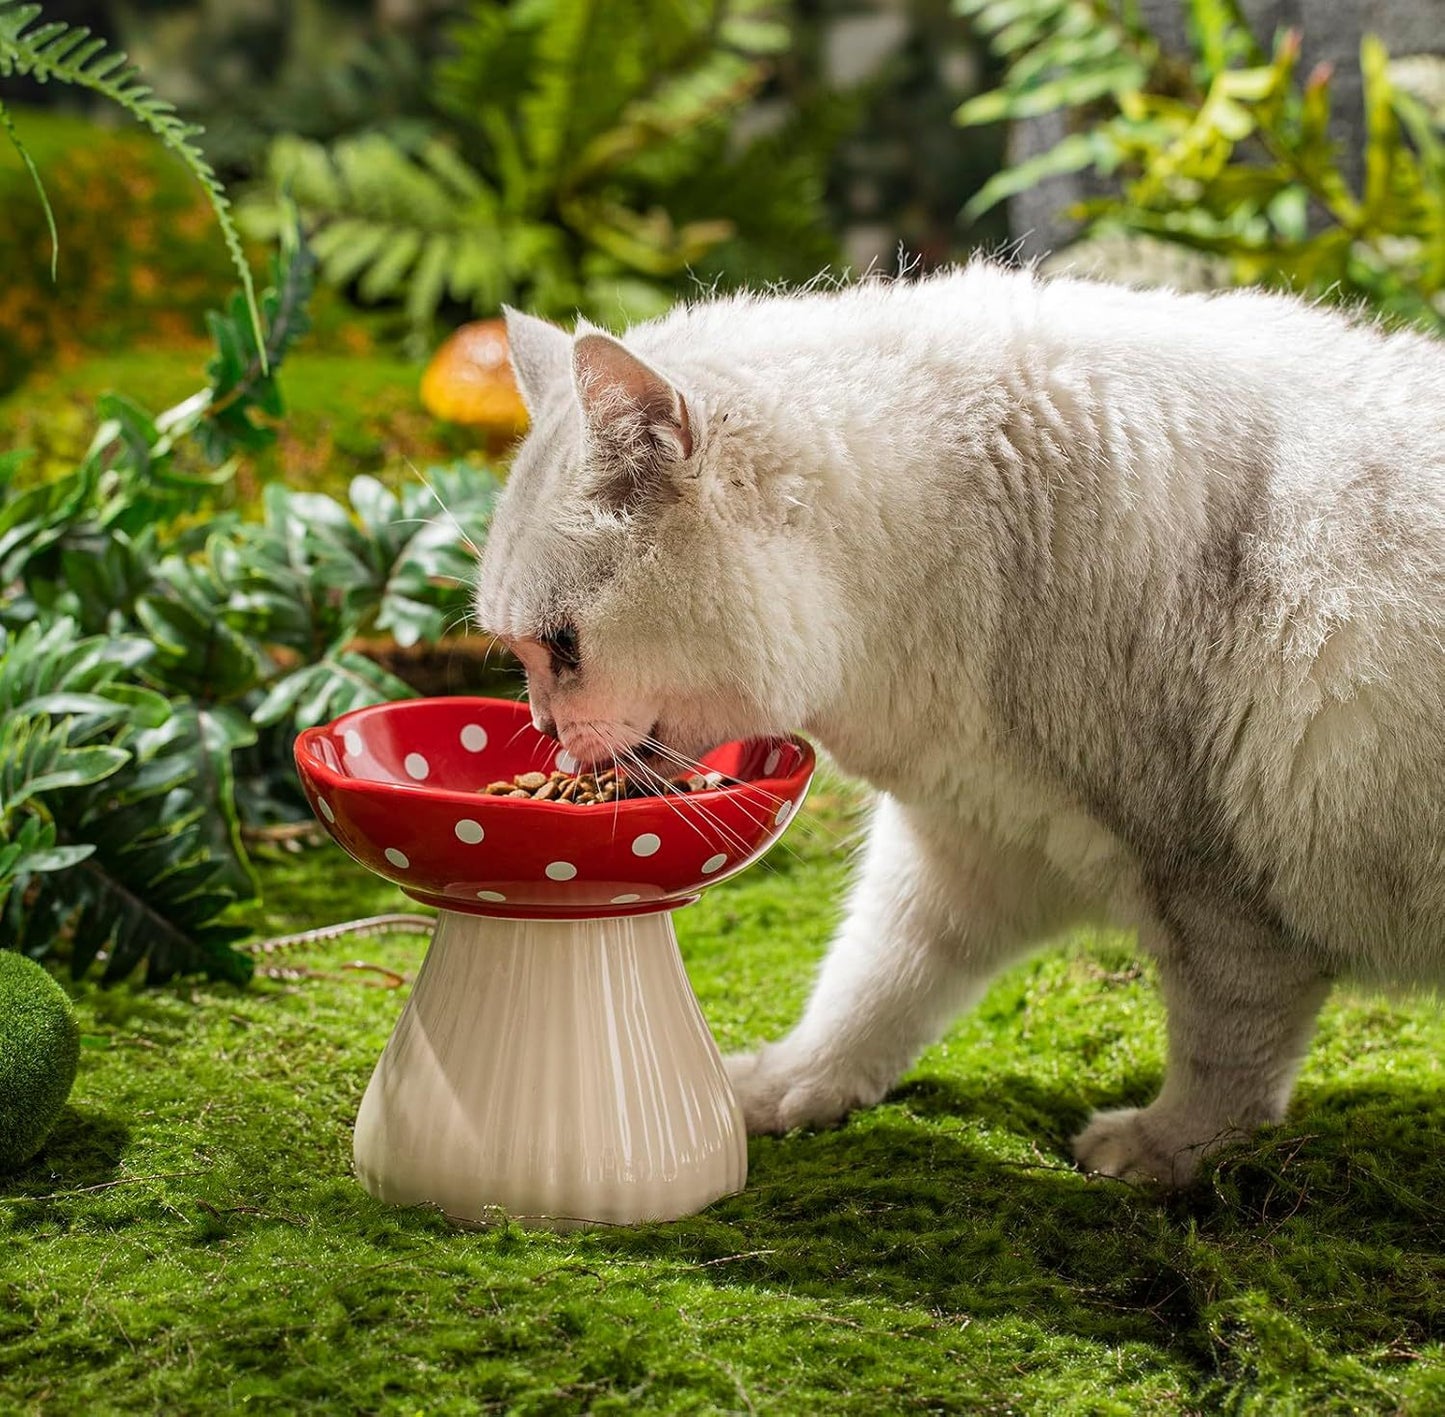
[724, 1045, 886, 1135]
[1071, 1106, 1231, 1187]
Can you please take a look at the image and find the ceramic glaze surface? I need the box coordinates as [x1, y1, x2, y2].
[354, 910, 747, 1227]
[294, 697, 814, 918]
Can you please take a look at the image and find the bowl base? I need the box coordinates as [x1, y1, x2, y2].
[354, 909, 747, 1227]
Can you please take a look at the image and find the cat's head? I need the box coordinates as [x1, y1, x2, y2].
[474, 306, 844, 769]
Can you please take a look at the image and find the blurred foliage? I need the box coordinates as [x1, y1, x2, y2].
[109, 0, 452, 175]
[0, 239, 501, 986]
[0, 106, 400, 399]
[0, 109, 234, 394]
[956, 0, 1445, 330]
[242, 0, 849, 337]
[0, 0, 263, 356]
[0, 344, 467, 511]
[792, 0, 1009, 267]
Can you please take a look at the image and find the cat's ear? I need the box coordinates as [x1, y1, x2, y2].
[572, 326, 694, 466]
[503, 306, 572, 414]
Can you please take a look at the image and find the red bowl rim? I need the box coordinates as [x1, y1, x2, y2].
[294, 695, 816, 813]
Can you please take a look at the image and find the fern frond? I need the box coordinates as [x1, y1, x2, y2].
[518, 0, 615, 192]
[954, 0, 1157, 127]
[567, 47, 764, 188]
[0, 0, 264, 367]
[0, 94, 56, 278]
[260, 0, 833, 323]
[245, 133, 536, 323]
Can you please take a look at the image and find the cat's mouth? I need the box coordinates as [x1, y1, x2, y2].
[555, 719, 695, 776]
[555, 711, 737, 778]
[615, 720, 727, 783]
[624, 722, 711, 776]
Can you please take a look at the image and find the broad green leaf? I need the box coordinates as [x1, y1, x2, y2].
[17, 843, 95, 875]
[965, 128, 1112, 218]
[22, 746, 130, 797]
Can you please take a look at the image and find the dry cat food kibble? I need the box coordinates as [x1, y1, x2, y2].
[480, 768, 726, 804]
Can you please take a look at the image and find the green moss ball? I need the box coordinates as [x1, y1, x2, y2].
[0, 951, 80, 1170]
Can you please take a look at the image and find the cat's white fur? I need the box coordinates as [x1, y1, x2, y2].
[475, 263, 1445, 1185]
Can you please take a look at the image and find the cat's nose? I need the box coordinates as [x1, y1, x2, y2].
[532, 706, 558, 739]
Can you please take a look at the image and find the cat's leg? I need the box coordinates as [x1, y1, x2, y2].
[1072, 902, 1331, 1186]
[726, 796, 1075, 1134]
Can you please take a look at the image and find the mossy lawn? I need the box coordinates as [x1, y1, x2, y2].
[4, 770, 1444, 1414]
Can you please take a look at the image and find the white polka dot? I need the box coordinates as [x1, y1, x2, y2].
[343, 729, 364, 757]
[404, 752, 430, 780]
[631, 832, 661, 858]
[774, 801, 792, 827]
[454, 819, 484, 844]
[545, 861, 577, 881]
[317, 797, 335, 824]
[764, 747, 782, 775]
[703, 772, 724, 788]
[460, 723, 488, 752]
[555, 750, 578, 773]
[384, 847, 410, 869]
[610, 893, 641, 905]
[476, 890, 507, 903]
[701, 853, 727, 874]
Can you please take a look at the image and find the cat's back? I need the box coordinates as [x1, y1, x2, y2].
[966, 274, 1445, 971]
[647, 264, 1445, 474]
[643, 266, 1444, 967]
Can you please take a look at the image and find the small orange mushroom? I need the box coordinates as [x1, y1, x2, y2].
[420, 319, 529, 446]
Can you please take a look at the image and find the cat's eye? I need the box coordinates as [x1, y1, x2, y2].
[540, 622, 581, 672]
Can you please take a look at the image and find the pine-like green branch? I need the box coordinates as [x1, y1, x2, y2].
[0, 0, 264, 367]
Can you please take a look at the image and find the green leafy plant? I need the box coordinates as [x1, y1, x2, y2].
[0, 243, 501, 985]
[0, 13, 500, 985]
[0, 0, 263, 352]
[956, 0, 1445, 330]
[0, 619, 257, 985]
[243, 0, 846, 334]
[0, 622, 138, 915]
[230, 468, 494, 731]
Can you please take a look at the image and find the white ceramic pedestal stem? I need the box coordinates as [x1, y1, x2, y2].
[353, 909, 747, 1228]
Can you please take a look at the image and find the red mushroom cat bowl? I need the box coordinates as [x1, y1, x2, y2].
[294, 696, 815, 920]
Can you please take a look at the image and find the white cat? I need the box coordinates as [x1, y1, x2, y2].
[474, 262, 1445, 1185]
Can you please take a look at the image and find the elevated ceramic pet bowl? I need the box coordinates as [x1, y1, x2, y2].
[295, 696, 814, 1228]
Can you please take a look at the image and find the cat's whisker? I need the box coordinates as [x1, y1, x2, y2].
[624, 746, 763, 862]
[482, 633, 519, 679]
[504, 720, 537, 752]
[406, 459, 480, 558]
[632, 736, 774, 845]
[443, 607, 475, 638]
[684, 796, 762, 863]
[559, 725, 803, 864]
[615, 746, 737, 851]
[615, 747, 718, 851]
[608, 746, 624, 837]
[635, 734, 804, 858]
[652, 767, 757, 849]
[638, 733, 790, 812]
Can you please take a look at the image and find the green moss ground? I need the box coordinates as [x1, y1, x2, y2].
[0, 346, 474, 507]
[4, 770, 1444, 1414]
